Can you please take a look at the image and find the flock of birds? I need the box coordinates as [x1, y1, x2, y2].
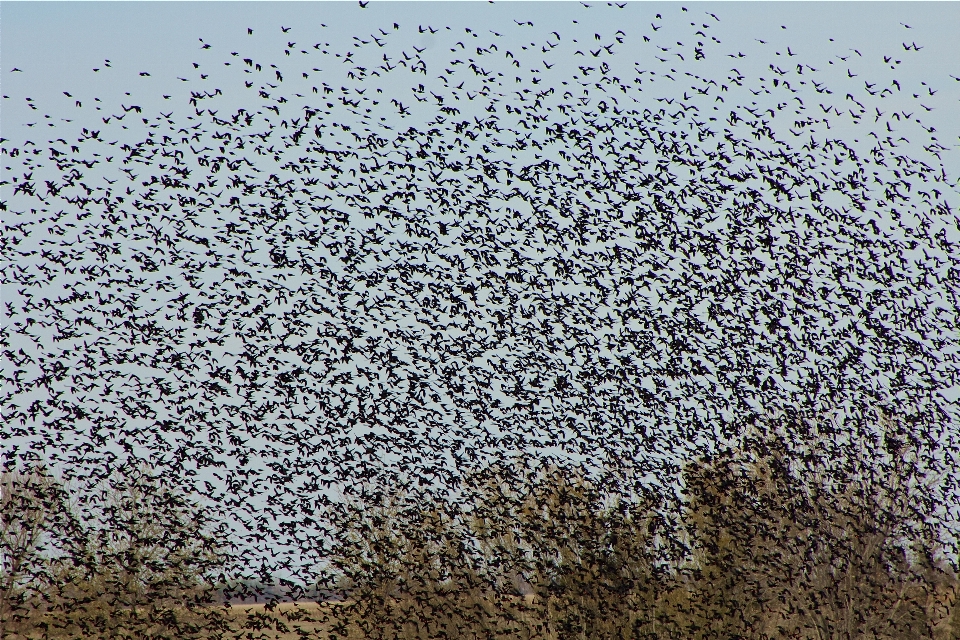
[3, 1, 960, 604]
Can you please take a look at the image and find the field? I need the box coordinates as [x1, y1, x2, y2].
[220, 602, 339, 639]
[3, 602, 333, 640]
[4, 587, 959, 640]
[1, 594, 598, 640]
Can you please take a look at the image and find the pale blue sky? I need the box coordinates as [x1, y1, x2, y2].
[4, 2, 960, 158]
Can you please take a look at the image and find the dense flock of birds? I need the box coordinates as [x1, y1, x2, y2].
[3, 2, 960, 603]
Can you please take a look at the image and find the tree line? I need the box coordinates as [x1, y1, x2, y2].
[323, 406, 959, 640]
[3, 405, 959, 639]
[1, 464, 230, 640]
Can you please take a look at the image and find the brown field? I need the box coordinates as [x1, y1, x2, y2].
[218, 601, 339, 639]
[4, 602, 340, 640]
[212, 595, 545, 639]
[5, 588, 957, 640]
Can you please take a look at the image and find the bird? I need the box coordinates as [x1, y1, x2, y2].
[4, 5, 957, 633]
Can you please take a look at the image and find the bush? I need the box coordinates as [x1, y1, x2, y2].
[678, 405, 954, 640]
[324, 406, 959, 640]
[2, 462, 231, 640]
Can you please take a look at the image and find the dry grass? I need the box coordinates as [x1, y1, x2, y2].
[216, 596, 543, 640]
[3, 602, 337, 640]
[217, 601, 339, 640]
[5, 589, 959, 640]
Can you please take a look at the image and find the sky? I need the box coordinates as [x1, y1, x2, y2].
[0, 1, 960, 144]
[3, 1, 960, 587]
[3, 3, 960, 159]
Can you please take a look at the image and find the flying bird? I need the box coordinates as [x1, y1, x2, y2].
[4, 7, 957, 634]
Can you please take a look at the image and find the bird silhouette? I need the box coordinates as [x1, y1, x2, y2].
[2, 3, 958, 637]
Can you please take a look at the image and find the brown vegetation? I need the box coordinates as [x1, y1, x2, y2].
[1, 464, 230, 640]
[3, 409, 959, 640]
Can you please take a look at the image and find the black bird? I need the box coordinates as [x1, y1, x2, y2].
[4, 7, 957, 635]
